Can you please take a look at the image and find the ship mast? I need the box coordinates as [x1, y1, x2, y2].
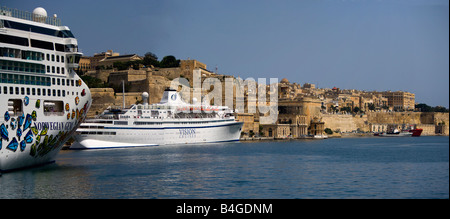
[122, 80, 125, 109]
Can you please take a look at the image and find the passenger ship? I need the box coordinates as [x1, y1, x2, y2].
[0, 6, 91, 172]
[71, 89, 243, 149]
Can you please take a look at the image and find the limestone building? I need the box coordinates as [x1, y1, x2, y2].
[379, 91, 415, 111]
[98, 54, 143, 69]
[89, 49, 120, 70]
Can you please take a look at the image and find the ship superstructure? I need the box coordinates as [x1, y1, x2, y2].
[0, 6, 91, 172]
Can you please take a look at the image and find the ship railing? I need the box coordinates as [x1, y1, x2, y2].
[0, 5, 62, 26]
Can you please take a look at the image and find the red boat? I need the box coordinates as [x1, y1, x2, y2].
[408, 128, 423, 137]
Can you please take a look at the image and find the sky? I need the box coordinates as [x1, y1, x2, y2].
[6, 0, 449, 107]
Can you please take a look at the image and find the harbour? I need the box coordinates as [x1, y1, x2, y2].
[1, 2, 448, 202]
[1, 136, 448, 199]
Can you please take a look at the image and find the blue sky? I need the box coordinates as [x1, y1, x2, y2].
[6, 0, 449, 107]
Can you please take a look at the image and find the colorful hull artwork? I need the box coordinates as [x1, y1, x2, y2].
[0, 86, 91, 171]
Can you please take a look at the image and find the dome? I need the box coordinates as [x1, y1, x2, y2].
[33, 7, 48, 17]
[280, 78, 290, 84]
[32, 7, 47, 23]
[142, 92, 149, 105]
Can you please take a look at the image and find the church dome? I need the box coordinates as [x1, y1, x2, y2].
[280, 78, 290, 84]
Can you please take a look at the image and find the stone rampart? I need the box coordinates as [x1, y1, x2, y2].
[321, 112, 449, 135]
[321, 114, 369, 133]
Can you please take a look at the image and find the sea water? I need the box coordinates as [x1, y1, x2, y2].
[0, 136, 448, 199]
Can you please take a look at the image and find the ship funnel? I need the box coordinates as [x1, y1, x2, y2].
[142, 92, 149, 105]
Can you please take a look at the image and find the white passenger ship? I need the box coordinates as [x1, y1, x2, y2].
[71, 88, 243, 149]
[0, 6, 91, 172]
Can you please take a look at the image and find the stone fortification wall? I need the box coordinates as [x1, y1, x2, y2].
[151, 67, 181, 80]
[321, 114, 369, 133]
[367, 112, 423, 124]
[321, 112, 449, 135]
[416, 124, 436, 136]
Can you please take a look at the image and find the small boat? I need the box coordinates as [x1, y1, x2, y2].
[313, 134, 328, 139]
[379, 129, 412, 137]
[408, 128, 423, 137]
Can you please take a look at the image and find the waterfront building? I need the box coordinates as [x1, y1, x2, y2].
[309, 117, 325, 136]
[260, 98, 310, 139]
[236, 113, 259, 137]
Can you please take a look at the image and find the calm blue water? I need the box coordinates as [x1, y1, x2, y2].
[1, 136, 448, 199]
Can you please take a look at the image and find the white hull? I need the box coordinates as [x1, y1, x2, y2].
[71, 120, 243, 149]
[0, 6, 92, 172]
[0, 76, 91, 171]
[380, 132, 412, 137]
[314, 135, 328, 139]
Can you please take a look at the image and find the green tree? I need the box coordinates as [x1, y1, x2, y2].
[340, 106, 352, 113]
[113, 61, 129, 71]
[143, 52, 160, 67]
[80, 75, 106, 88]
[415, 103, 432, 112]
[433, 106, 449, 112]
[160, 55, 180, 68]
[113, 60, 142, 70]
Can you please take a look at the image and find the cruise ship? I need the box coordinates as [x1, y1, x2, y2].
[0, 6, 91, 172]
[70, 88, 243, 149]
